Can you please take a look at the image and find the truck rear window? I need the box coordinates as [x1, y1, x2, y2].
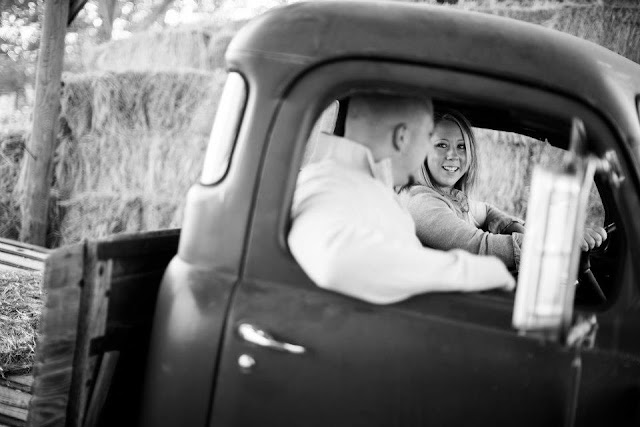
[200, 72, 247, 185]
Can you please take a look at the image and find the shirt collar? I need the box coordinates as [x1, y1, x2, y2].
[308, 132, 395, 187]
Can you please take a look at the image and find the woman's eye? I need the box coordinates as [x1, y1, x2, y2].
[436, 143, 447, 149]
[457, 144, 466, 150]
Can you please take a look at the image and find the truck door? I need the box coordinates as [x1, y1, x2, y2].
[211, 281, 577, 426]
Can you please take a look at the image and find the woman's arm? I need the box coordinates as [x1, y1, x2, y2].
[482, 203, 525, 235]
[407, 192, 522, 269]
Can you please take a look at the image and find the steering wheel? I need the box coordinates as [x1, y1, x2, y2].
[577, 222, 615, 303]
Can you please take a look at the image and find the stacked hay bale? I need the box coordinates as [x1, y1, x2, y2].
[479, 2, 640, 63]
[546, 3, 640, 63]
[473, 130, 540, 220]
[56, 70, 225, 245]
[54, 20, 243, 245]
[474, 131, 604, 227]
[0, 132, 26, 240]
[85, 20, 246, 72]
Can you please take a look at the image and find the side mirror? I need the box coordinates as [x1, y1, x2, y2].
[512, 119, 595, 341]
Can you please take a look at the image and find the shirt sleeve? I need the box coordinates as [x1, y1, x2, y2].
[288, 170, 515, 305]
[484, 203, 525, 234]
[406, 191, 521, 270]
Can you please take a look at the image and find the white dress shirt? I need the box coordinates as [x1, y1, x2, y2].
[288, 133, 515, 304]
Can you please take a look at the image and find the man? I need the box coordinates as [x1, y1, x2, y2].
[288, 93, 515, 304]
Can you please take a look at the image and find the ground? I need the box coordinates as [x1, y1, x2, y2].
[0, 269, 43, 375]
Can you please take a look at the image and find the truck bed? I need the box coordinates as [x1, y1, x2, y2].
[0, 239, 48, 427]
[27, 229, 180, 427]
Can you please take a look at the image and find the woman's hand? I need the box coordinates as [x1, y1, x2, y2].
[581, 227, 608, 251]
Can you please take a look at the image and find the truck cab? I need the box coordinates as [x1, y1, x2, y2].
[28, 2, 640, 426]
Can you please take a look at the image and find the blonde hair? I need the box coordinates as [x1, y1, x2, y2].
[418, 109, 478, 195]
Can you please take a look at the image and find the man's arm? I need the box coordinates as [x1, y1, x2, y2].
[289, 175, 514, 304]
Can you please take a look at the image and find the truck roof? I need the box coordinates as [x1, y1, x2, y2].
[226, 1, 640, 108]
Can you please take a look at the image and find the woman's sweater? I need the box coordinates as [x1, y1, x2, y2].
[401, 185, 524, 270]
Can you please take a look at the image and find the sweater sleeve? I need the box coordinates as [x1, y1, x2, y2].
[288, 167, 515, 305]
[406, 191, 520, 270]
[483, 203, 525, 234]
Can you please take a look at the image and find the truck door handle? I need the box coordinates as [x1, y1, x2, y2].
[237, 323, 306, 354]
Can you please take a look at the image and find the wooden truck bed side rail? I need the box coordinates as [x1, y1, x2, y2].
[27, 229, 180, 427]
[27, 244, 83, 427]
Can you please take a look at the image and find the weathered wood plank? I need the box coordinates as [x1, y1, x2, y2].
[67, 244, 111, 427]
[0, 410, 26, 427]
[0, 239, 50, 261]
[0, 379, 30, 395]
[88, 236, 178, 425]
[0, 250, 45, 272]
[0, 386, 29, 420]
[4, 377, 33, 391]
[95, 229, 180, 261]
[0, 374, 31, 426]
[27, 244, 84, 427]
[83, 351, 119, 427]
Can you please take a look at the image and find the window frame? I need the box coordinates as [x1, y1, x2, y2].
[242, 59, 628, 315]
[200, 72, 248, 186]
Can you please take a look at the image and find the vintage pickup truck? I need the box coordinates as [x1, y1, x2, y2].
[24, 2, 640, 426]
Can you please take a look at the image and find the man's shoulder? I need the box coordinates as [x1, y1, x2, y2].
[298, 159, 370, 186]
[294, 161, 361, 203]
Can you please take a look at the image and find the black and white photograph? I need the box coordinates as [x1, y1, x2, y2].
[0, 0, 639, 425]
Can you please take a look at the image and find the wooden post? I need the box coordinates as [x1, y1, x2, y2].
[98, 0, 118, 42]
[20, 0, 69, 246]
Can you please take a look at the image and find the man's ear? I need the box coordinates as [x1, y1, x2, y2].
[392, 123, 408, 152]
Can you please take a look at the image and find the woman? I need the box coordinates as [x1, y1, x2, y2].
[402, 109, 606, 271]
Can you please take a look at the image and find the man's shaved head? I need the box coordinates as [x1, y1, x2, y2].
[344, 93, 434, 186]
[346, 94, 432, 141]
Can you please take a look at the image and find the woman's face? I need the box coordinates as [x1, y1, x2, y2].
[424, 119, 469, 192]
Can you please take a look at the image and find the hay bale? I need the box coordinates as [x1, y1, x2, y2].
[478, 4, 640, 64]
[474, 130, 544, 218]
[61, 70, 225, 137]
[0, 269, 43, 373]
[53, 129, 207, 244]
[474, 129, 604, 227]
[54, 130, 208, 204]
[1, 131, 75, 245]
[51, 66, 226, 245]
[56, 193, 182, 245]
[547, 4, 640, 64]
[59, 76, 93, 138]
[0, 132, 25, 240]
[86, 20, 247, 73]
[479, 7, 557, 25]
